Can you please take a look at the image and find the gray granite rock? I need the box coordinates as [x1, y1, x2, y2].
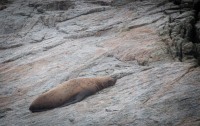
[0, 0, 200, 126]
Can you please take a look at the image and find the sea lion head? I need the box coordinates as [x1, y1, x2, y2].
[107, 77, 117, 86]
[94, 76, 117, 91]
[99, 76, 117, 88]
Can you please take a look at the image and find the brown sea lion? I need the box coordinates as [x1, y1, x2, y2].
[29, 76, 117, 112]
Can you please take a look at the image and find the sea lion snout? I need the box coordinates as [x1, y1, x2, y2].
[108, 78, 117, 86]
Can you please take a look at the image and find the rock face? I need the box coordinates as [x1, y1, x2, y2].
[0, 0, 200, 126]
[159, 0, 200, 63]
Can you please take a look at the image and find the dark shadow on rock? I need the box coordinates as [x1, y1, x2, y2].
[29, 0, 74, 12]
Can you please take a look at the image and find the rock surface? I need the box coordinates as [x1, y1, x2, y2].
[0, 0, 200, 126]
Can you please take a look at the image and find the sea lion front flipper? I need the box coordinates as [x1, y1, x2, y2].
[75, 89, 95, 102]
[60, 89, 94, 107]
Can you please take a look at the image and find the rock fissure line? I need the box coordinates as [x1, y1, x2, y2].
[143, 64, 197, 105]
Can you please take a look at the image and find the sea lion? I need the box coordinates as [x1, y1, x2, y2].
[29, 76, 117, 112]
